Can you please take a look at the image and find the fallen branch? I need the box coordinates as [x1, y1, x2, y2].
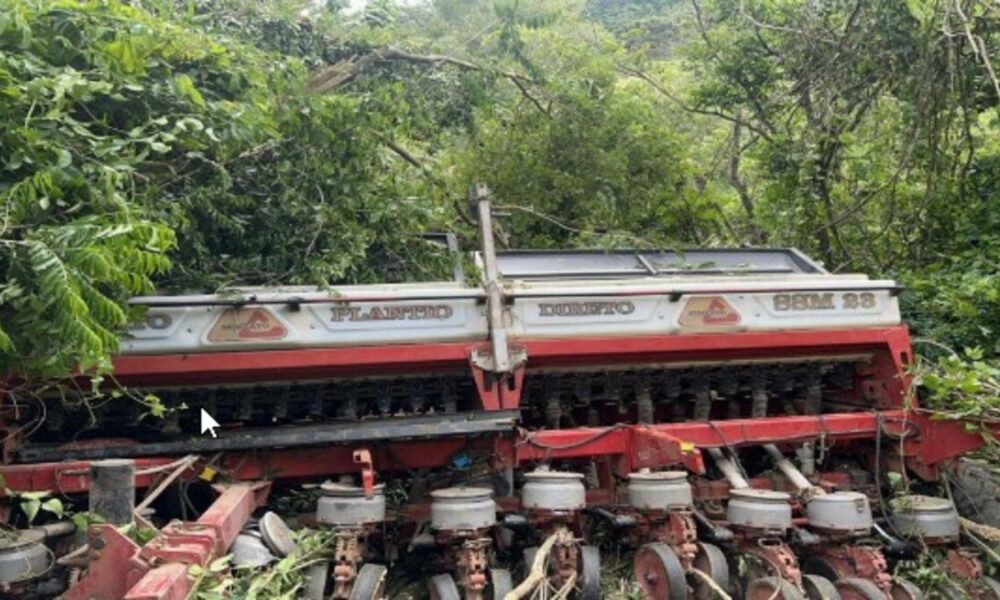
[691, 568, 733, 600]
[305, 46, 549, 117]
[136, 455, 199, 513]
[503, 530, 559, 600]
[551, 571, 577, 599]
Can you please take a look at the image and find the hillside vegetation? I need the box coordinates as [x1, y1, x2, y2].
[1, 0, 1000, 415]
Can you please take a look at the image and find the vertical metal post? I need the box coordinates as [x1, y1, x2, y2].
[472, 184, 511, 372]
[90, 459, 136, 525]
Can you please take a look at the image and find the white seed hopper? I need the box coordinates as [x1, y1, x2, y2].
[123, 249, 901, 355]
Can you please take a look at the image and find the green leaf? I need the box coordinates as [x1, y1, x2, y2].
[41, 497, 64, 519]
[174, 74, 206, 108]
[21, 498, 41, 524]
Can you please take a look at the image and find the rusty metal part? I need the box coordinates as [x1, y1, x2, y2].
[806, 543, 892, 593]
[835, 577, 887, 600]
[634, 542, 687, 600]
[746, 538, 802, 588]
[353, 449, 375, 498]
[7, 408, 998, 500]
[331, 527, 365, 599]
[62, 482, 269, 600]
[943, 547, 982, 579]
[455, 537, 490, 600]
[747, 577, 806, 600]
[693, 543, 730, 600]
[522, 526, 596, 598]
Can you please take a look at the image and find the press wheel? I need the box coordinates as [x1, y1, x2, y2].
[692, 542, 730, 600]
[634, 542, 688, 600]
[980, 577, 1000, 600]
[747, 577, 807, 600]
[803, 574, 841, 600]
[835, 577, 886, 600]
[350, 563, 388, 600]
[428, 573, 461, 600]
[303, 560, 329, 600]
[491, 567, 513, 600]
[579, 545, 601, 600]
[801, 557, 842, 583]
[890, 577, 924, 600]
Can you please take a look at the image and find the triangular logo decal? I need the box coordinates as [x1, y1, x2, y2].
[208, 307, 289, 342]
[679, 296, 742, 327]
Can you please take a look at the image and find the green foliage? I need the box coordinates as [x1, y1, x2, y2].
[2, 488, 65, 524]
[916, 348, 1000, 421]
[3, 0, 1000, 397]
[0, 0, 452, 382]
[224, 528, 334, 600]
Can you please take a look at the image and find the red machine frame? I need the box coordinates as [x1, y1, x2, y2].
[3, 325, 999, 600]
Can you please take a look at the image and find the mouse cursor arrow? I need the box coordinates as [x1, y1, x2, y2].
[200, 408, 221, 438]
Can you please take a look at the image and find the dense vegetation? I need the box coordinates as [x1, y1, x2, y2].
[1, 0, 999, 413]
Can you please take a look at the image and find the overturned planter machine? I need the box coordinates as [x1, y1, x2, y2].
[2, 188, 1000, 600]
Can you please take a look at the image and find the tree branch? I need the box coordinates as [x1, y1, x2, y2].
[619, 65, 775, 143]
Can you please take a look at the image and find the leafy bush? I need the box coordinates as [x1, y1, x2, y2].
[0, 0, 449, 380]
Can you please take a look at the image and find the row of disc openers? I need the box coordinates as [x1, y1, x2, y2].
[288, 443, 999, 600]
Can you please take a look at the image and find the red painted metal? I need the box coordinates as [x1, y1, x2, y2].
[944, 548, 983, 579]
[631, 427, 706, 474]
[123, 564, 189, 600]
[62, 483, 269, 600]
[4, 410, 999, 497]
[0, 457, 175, 496]
[106, 327, 913, 401]
[513, 412, 894, 467]
[813, 544, 892, 592]
[62, 525, 151, 600]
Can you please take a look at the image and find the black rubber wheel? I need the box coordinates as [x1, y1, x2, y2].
[303, 560, 329, 600]
[428, 573, 461, 600]
[890, 577, 924, 600]
[634, 542, 687, 599]
[350, 563, 388, 600]
[950, 458, 1000, 528]
[746, 577, 806, 600]
[802, 557, 841, 583]
[803, 574, 841, 600]
[579, 545, 601, 600]
[491, 567, 513, 600]
[692, 542, 730, 600]
[835, 577, 886, 600]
